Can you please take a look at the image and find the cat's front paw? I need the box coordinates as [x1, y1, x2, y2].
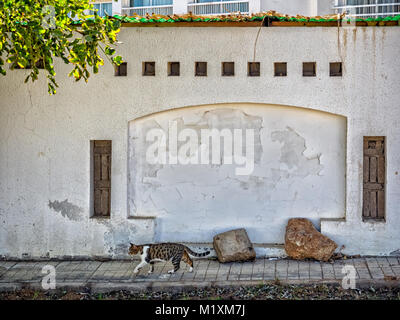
[188, 267, 193, 273]
[133, 269, 139, 274]
[148, 270, 153, 274]
[168, 269, 175, 274]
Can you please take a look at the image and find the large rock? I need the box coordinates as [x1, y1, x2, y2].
[284, 218, 337, 261]
[213, 228, 256, 263]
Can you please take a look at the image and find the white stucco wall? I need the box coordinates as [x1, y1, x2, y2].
[0, 25, 399, 259]
[260, 0, 335, 16]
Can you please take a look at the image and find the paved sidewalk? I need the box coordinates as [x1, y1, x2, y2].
[1, 257, 400, 293]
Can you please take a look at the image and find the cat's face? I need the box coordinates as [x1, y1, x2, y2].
[128, 243, 140, 255]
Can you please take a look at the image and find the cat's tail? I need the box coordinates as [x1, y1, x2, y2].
[184, 246, 210, 257]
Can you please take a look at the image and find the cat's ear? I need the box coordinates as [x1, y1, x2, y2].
[130, 243, 134, 246]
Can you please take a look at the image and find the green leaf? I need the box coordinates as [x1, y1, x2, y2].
[1, 0, 122, 94]
[104, 46, 115, 55]
[113, 55, 122, 66]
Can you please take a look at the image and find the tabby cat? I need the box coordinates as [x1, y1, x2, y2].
[129, 243, 210, 274]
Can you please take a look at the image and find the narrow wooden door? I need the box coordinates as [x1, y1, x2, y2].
[92, 140, 111, 217]
[363, 137, 385, 220]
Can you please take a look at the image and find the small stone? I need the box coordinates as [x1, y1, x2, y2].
[213, 228, 256, 263]
[284, 218, 337, 262]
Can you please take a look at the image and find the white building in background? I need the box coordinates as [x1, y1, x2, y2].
[93, 0, 400, 17]
[334, 0, 400, 18]
[116, 0, 336, 16]
[91, 1, 113, 16]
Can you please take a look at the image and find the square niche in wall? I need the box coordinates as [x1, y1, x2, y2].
[168, 62, 180, 76]
[222, 62, 235, 76]
[248, 62, 260, 77]
[330, 62, 343, 77]
[143, 61, 155, 76]
[195, 62, 207, 76]
[274, 62, 287, 76]
[114, 62, 127, 76]
[303, 62, 316, 77]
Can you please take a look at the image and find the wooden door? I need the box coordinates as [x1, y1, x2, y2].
[363, 137, 385, 220]
[92, 140, 111, 217]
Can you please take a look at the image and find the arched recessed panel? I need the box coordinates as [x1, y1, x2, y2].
[128, 103, 346, 243]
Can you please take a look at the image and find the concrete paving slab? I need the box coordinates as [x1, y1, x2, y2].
[0, 257, 399, 292]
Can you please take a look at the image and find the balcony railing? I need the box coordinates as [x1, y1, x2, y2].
[333, 1, 400, 18]
[188, 1, 249, 15]
[122, 4, 173, 16]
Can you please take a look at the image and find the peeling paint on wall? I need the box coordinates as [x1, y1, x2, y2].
[271, 126, 323, 177]
[48, 199, 83, 221]
[104, 223, 138, 257]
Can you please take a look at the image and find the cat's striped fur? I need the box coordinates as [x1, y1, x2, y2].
[129, 243, 210, 274]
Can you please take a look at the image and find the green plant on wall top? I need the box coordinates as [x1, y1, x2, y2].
[0, 0, 122, 94]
